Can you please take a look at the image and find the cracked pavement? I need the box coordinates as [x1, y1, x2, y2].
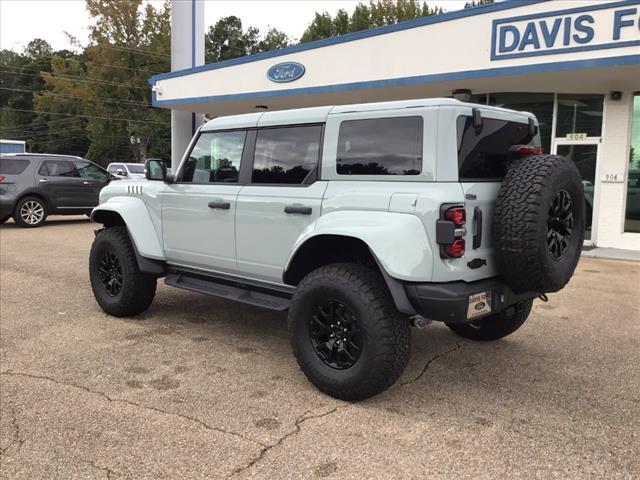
[1, 216, 639, 479]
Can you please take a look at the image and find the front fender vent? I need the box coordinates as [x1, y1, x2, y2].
[127, 184, 143, 195]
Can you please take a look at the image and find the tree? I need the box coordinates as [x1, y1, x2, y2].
[300, 13, 335, 43]
[350, 3, 372, 32]
[257, 28, 290, 53]
[205, 17, 290, 62]
[63, 0, 171, 165]
[205, 16, 246, 63]
[333, 9, 350, 36]
[299, 1, 444, 43]
[464, 0, 494, 8]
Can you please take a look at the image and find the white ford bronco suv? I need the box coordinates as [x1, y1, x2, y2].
[89, 98, 584, 401]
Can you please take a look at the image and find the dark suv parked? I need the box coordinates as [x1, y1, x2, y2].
[0, 154, 114, 227]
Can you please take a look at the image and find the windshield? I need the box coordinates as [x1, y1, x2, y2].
[126, 164, 145, 173]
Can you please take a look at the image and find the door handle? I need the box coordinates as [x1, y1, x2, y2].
[472, 206, 483, 249]
[208, 201, 230, 210]
[83, 181, 93, 185]
[39, 179, 48, 183]
[284, 205, 312, 215]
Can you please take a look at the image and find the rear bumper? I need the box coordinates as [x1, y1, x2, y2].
[404, 278, 538, 324]
[0, 200, 14, 219]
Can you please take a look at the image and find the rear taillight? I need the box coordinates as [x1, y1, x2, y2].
[0, 176, 4, 183]
[444, 206, 466, 226]
[443, 239, 465, 258]
[437, 204, 466, 259]
[510, 145, 543, 156]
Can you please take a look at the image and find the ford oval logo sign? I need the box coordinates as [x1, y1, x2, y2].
[267, 62, 305, 83]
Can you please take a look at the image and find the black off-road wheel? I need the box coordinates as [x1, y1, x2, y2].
[493, 154, 585, 293]
[446, 299, 533, 341]
[13, 196, 47, 228]
[288, 263, 410, 401]
[89, 226, 157, 317]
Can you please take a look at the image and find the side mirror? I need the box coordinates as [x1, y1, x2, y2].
[145, 158, 167, 181]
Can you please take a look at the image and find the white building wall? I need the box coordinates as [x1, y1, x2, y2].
[596, 91, 640, 250]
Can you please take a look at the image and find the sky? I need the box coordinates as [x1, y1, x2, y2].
[0, 0, 469, 52]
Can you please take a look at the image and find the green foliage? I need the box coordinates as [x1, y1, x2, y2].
[464, 0, 494, 8]
[299, 1, 444, 43]
[300, 13, 335, 43]
[1, 0, 456, 164]
[205, 16, 289, 63]
[1, 1, 172, 165]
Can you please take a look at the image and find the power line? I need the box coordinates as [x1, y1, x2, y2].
[24, 133, 169, 142]
[1, 126, 86, 137]
[1, 107, 168, 125]
[86, 60, 166, 75]
[0, 67, 151, 90]
[89, 44, 170, 58]
[1, 59, 165, 76]
[1, 117, 86, 133]
[0, 87, 152, 107]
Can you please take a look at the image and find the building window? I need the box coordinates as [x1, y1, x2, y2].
[624, 92, 640, 233]
[556, 94, 604, 138]
[488, 92, 554, 154]
[252, 125, 322, 184]
[337, 116, 423, 175]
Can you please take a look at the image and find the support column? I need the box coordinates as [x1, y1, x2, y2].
[595, 91, 639, 249]
[170, 0, 204, 167]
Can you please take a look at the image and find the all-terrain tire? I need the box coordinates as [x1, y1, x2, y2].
[89, 226, 157, 317]
[446, 299, 533, 341]
[288, 263, 410, 401]
[13, 196, 48, 228]
[493, 154, 585, 293]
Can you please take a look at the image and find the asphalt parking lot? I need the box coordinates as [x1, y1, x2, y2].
[1, 216, 639, 479]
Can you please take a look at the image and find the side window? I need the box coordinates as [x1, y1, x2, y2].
[75, 161, 108, 179]
[252, 125, 322, 184]
[0, 159, 30, 174]
[179, 130, 246, 183]
[107, 164, 120, 173]
[40, 160, 79, 177]
[336, 116, 423, 175]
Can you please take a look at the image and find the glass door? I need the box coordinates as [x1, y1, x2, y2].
[552, 140, 600, 242]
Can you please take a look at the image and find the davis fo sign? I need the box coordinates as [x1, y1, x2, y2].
[491, 0, 640, 60]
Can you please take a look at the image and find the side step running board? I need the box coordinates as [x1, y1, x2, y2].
[165, 273, 291, 311]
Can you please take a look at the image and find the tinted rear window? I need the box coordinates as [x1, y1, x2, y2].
[39, 160, 79, 177]
[457, 116, 535, 180]
[0, 158, 30, 175]
[337, 116, 423, 175]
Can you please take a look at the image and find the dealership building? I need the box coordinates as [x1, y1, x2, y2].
[153, 0, 640, 251]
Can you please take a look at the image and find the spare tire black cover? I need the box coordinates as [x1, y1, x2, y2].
[493, 154, 585, 293]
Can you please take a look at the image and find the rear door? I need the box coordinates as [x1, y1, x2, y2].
[37, 159, 89, 208]
[235, 124, 327, 283]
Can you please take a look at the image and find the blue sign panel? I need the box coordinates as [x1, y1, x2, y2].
[491, 0, 640, 60]
[267, 62, 305, 83]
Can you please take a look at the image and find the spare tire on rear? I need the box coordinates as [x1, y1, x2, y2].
[493, 154, 585, 293]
